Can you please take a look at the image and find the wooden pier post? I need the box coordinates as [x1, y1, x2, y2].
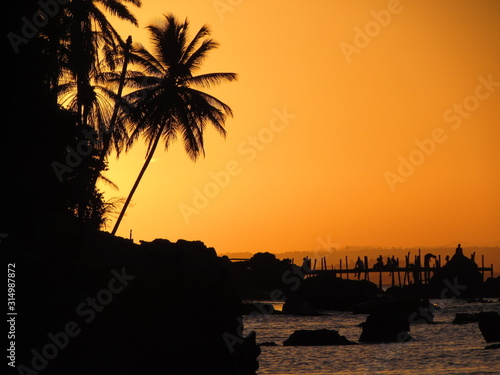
[397, 257, 402, 287]
[345, 256, 349, 280]
[339, 259, 342, 279]
[418, 249, 422, 284]
[403, 254, 409, 286]
[313, 259, 317, 271]
[364, 256, 369, 281]
[379, 270, 383, 290]
[437, 255, 441, 278]
[482, 255, 485, 280]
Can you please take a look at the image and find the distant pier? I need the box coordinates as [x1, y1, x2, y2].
[305, 250, 494, 290]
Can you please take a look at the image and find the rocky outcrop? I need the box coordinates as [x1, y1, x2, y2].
[482, 277, 500, 298]
[232, 331, 261, 374]
[228, 252, 296, 299]
[478, 311, 500, 343]
[5, 225, 260, 375]
[428, 245, 483, 298]
[283, 329, 356, 346]
[353, 295, 435, 324]
[452, 313, 480, 324]
[359, 312, 413, 343]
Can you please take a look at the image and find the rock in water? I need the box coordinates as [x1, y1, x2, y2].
[283, 329, 356, 346]
[354, 296, 435, 324]
[283, 274, 381, 312]
[359, 312, 413, 343]
[482, 277, 500, 298]
[453, 313, 480, 324]
[233, 331, 261, 374]
[428, 244, 483, 297]
[478, 311, 500, 342]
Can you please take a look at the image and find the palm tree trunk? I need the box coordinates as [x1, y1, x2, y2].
[81, 37, 133, 222]
[101, 36, 133, 158]
[111, 123, 165, 236]
[90, 36, 133, 191]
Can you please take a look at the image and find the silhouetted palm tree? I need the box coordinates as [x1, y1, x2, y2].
[79, 36, 134, 220]
[5, 0, 140, 230]
[58, 37, 133, 158]
[111, 14, 237, 235]
[57, 38, 134, 221]
[50, 0, 141, 126]
[52, 0, 140, 223]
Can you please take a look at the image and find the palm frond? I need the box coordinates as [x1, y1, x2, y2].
[130, 44, 166, 76]
[181, 25, 211, 65]
[184, 39, 220, 72]
[184, 72, 238, 89]
[100, 0, 140, 26]
[98, 174, 119, 190]
[184, 88, 234, 117]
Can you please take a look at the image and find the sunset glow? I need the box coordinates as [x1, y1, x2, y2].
[101, 0, 500, 254]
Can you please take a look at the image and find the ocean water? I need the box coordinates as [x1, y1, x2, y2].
[243, 299, 500, 375]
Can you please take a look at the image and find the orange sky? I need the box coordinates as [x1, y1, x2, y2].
[100, 0, 500, 254]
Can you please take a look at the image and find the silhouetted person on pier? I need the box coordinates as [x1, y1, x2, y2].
[302, 257, 312, 273]
[424, 253, 436, 269]
[424, 253, 436, 282]
[451, 243, 470, 262]
[374, 255, 384, 270]
[354, 257, 364, 279]
[389, 256, 398, 276]
[386, 257, 392, 269]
